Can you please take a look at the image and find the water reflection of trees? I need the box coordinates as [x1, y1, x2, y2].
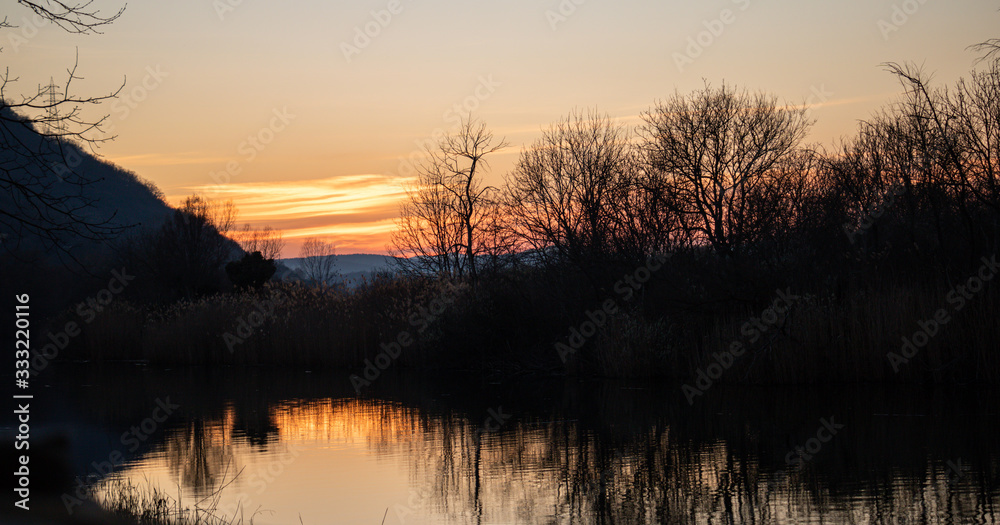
[156, 396, 998, 524]
[62, 367, 999, 523]
[161, 406, 237, 496]
[401, 415, 996, 524]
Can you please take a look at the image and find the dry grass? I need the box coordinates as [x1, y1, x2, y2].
[590, 310, 677, 377]
[685, 279, 1000, 384]
[97, 477, 251, 525]
[72, 276, 456, 368]
[62, 266, 1000, 384]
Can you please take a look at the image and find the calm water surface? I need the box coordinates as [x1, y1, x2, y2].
[25, 365, 1000, 524]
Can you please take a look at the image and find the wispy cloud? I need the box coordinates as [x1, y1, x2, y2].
[178, 174, 415, 255]
[107, 151, 232, 166]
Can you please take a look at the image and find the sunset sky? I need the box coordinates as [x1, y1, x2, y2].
[5, 0, 998, 256]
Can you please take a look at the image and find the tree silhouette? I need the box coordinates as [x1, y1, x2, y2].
[505, 110, 636, 265]
[226, 251, 276, 290]
[233, 224, 285, 261]
[126, 196, 238, 299]
[391, 117, 508, 279]
[639, 83, 811, 257]
[299, 238, 339, 287]
[4, 1, 124, 35]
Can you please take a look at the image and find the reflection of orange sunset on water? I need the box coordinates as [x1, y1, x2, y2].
[268, 399, 422, 446]
[105, 396, 998, 524]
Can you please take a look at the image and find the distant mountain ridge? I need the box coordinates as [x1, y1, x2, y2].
[280, 253, 396, 273]
[277, 253, 398, 287]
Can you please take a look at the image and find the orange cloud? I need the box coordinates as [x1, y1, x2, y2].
[180, 174, 414, 256]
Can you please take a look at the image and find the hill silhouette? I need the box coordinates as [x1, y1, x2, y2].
[0, 106, 172, 267]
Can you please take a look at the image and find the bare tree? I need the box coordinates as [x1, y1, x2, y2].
[0, 1, 125, 264]
[233, 224, 285, 261]
[875, 60, 1000, 259]
[761, 148, 822, 252]
[125, 195, 238, 299]
[478, 195, 521, 273]
[391, 117, 508, 279]
[178, 195, 237, 235]
[948, 61, 1000, 214]
[505, 110, 638, 265]
[392, 176, 464, 276]
[299, 238, 339, 287]
[638, 83, 811, 257]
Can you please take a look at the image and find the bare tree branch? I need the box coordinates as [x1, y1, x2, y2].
[299, 238, 339, 287]
[638, 83, 811, 258]
[391, 116, 509, 280]
[14, 0, 125, 34]
[0, 2, 127, 267]
[233, 223, 285, 261]
[969, 38, 1000, 63]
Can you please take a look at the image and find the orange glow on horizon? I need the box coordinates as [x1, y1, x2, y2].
[174, 174, 415, 257]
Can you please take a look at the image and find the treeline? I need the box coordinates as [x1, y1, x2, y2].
[108, 195, 341, 302]
[54, 54, 1000, 384]
[394, 66, 1000, 283]
[376, 56, 1000, 382]
[105, 195, 280, 301]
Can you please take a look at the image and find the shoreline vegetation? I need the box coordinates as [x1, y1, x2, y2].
[32, 53, 1000, 386]
[95, 477, 239, 525]
[49, 255, 1000, 385]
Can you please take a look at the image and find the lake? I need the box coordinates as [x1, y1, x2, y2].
[22, 364, 1000, 524]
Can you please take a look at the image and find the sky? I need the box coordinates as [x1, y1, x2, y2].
[4, 0, 998, 256]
